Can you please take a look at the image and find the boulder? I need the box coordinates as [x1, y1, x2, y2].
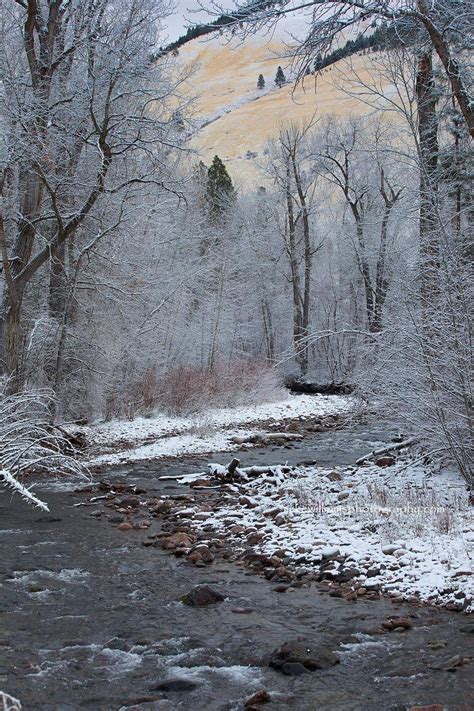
[268, 639, 339, 673]
[181, 585, 224, 607]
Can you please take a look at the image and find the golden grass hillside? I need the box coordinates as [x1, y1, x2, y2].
[177, 27, 390, 189]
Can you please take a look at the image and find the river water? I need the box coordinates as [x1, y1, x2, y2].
[1, 422, 473, 710]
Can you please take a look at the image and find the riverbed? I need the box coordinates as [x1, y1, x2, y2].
[1, 424, 473, 710]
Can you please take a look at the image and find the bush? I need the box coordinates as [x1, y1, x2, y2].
[104, 360, 284, 419]
[155, 360, 284, 416]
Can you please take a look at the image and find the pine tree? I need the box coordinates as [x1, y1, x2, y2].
[275, 66, 286, 88]
[314, 54, 324, 72]
[257, 74, 265, 90]
[206, 155, 236, 222]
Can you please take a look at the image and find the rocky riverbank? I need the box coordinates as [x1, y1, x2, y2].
[75, 448, 473, 614]
[2, 477, 474, 711]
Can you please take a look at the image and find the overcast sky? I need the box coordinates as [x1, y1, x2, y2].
[164, 1, 210, 41]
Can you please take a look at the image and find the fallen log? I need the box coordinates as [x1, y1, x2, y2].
[355, 437, 419, 466]
[208, 459, 290, 487]
[285, 376, 354, 396]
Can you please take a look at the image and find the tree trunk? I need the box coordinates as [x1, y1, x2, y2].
[291, 154, 311, 374]
[416, 49, 439, 301]
[1, 296, 24, 393]
[285, 167, 306, 375]
[417, 0, 474, 138]
[49, 240, 67, 319]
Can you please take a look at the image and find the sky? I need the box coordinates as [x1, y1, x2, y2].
[164, 1, 210, 41]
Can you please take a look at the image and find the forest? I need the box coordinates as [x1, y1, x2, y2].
[0, 1, 473, 707]
[1, 0, 471, 488]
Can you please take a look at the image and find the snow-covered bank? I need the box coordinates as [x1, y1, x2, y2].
[163, 458, 474, 612]
[79, 394, 352, 466]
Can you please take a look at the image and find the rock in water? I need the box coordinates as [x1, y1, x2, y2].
[244, 689, 271, 708]
[152, 678, 198, 691]
[268, 639, 339, 673]
[181, 585, 225, 607]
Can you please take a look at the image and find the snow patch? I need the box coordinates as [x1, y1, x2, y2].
[79, 393, 351, 466]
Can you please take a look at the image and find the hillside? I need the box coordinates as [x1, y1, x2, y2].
[177, 21, 386, 188]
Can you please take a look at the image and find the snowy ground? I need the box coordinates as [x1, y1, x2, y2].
[78, 394, 352, 466]
[71, 393, 473, 610]
[166, 458, 474, 612]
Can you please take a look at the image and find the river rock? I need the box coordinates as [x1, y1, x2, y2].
[181, 585, 225, 607]
[244, 689, 271, 708]
[152, 678, 198, 692]
[375, 456, 396, 467]
[117, 522, 133, 531]
[382, 617, 412, 631]
[334, 567, 360, 583]
[460, 623, 474, 633]
[382, 545, 399, 555]
[281, 662, 307, 675]
[161, 532, 193, 550]
[321, 547, 340, 559]
[268, 639, 339, 673]
[117, 496, 140, 508]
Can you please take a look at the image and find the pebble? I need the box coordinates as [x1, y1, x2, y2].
[231, 607, 254, 614]
[321, 547, 340, 559]
[117, 522, 132, 531]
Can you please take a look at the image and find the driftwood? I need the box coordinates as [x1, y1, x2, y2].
[208, 458, 243, 482]
[285, 376, 354, 396]
[208, 459, 291, 486]
[356, 437, 418, 465]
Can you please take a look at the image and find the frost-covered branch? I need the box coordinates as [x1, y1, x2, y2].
[0, 388, 88, 510]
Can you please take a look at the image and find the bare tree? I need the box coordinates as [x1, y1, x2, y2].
[0, 0, 184, 391]
[318, 118, 403, 333]
[267, 121, 322, 374]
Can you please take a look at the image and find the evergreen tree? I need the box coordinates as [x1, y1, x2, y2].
[206, 155, 236, 222]
[314, 53, 324, 72]
[257, 73, 265, 90]
[275, 66, 286, 88]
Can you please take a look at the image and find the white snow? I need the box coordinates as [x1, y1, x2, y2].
[78, 393, 351, 466]
[182, 459, 473, 611]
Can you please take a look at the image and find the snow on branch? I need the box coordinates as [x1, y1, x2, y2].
[0, 692, 21, 711]
[0, 469, 50, 512]
[0, 387, 88, 510]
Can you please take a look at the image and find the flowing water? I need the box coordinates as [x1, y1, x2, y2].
[1, 423, 473, 710]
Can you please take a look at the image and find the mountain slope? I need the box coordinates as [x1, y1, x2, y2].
[177, 21, 386, 188]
